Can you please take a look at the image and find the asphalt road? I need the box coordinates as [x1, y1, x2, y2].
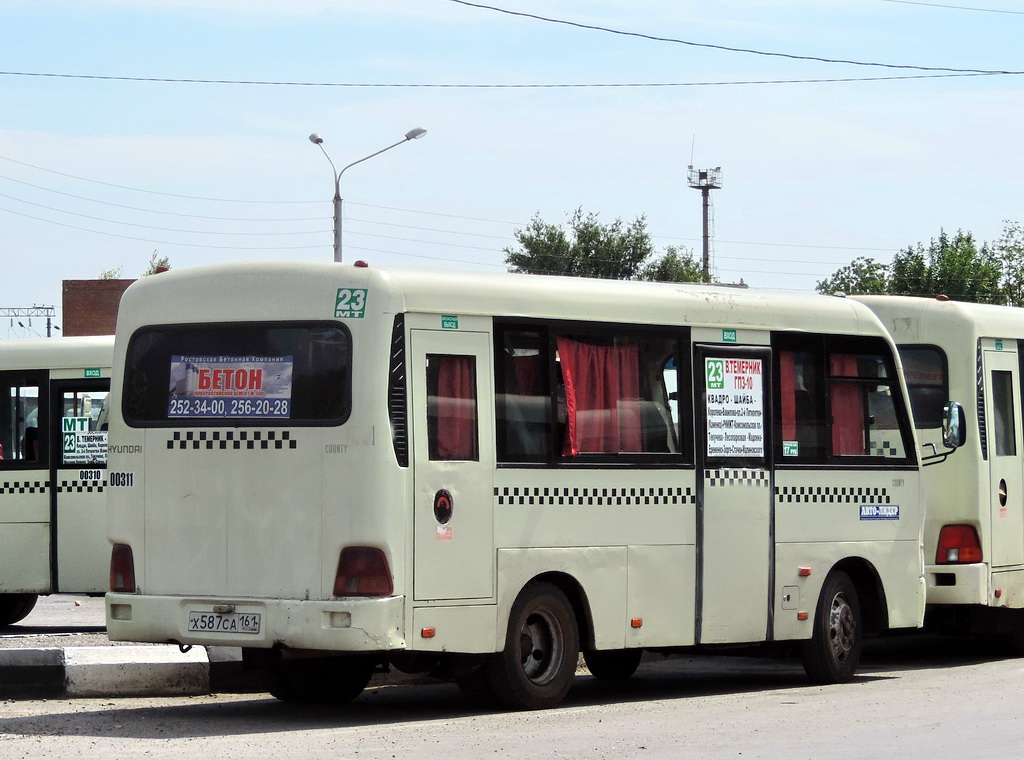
[1, 632, 1022, 759]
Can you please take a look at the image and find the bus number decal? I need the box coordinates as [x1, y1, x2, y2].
[108, 472, 135, 488]
[335, 288, 368, 319]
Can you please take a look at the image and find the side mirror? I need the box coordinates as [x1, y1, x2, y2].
[943, 401, 966, 449]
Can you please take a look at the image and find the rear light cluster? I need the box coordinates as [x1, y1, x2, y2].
[935, 525, 982, 564]
[333, 547, 393, 597]
[110, 543, 136, 592]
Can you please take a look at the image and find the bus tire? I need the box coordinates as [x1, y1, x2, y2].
[0, 593, 38, 627]
[583, 648, 642, 681]
[485, 582, 579, 710]
[267, 656, 375, 704]
[801, 571, 861, 684]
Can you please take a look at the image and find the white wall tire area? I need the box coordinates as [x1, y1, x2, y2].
[801, 570, 862, 684]
[485, 582, 580, 710]
[0, 593, 38, 627]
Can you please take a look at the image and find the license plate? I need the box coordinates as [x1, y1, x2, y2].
[187, 610, 262, 634]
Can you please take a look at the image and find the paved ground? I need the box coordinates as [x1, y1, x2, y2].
[0, 594, 110, 649]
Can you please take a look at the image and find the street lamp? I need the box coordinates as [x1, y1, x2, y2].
[309, 127, 428, 263]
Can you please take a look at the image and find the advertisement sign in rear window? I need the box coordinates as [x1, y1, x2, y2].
[168, 355, 294, 419]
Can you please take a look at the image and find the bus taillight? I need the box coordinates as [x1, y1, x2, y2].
[333, 547, 393, 597]
[110, 543, 136, 592]
[935, 525, 982, 564]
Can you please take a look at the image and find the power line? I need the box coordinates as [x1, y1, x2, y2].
[0, 70, 1011, 87]
[0, 177, 323, 224]
[0, 155, 319, 204]
[0, 206, 324, 250]
[880, 0, 1024, 14]
[0, 156, 907, 263]
[0, 192, 328, 236]
[445, 0, 1024, 74]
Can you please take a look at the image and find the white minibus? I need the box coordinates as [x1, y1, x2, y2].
[0, 336, 113, 626]
[858, 295, 1024, 639]
[106, 262, 929, 709]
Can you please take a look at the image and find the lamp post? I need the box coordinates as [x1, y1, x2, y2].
[308, 127, 427, 263]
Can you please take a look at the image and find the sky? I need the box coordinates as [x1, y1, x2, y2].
[1, 0, 1022, 336]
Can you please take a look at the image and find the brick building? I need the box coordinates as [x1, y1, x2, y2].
[61, 279, 134, 337]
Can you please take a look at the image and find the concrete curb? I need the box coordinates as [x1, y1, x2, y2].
[0, 645, 250, 698]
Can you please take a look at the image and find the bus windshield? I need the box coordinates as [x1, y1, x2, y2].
[122, 323, 351, 426]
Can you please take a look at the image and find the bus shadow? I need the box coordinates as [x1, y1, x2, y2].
[1, 632, 1014, 742]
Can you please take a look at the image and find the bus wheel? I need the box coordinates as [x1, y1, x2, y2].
[801, 571, 861, 684]
[583, 648, 642, 681]
[267, 656, 375, 704]
[485, 582, 579, 710]
[0, 593, 38, 627]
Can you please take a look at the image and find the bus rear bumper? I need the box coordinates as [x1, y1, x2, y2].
[925, 563, 988, 606]
[106, 593, 407, 652]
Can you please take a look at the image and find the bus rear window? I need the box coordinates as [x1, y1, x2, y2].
[123, 323, 351, 426]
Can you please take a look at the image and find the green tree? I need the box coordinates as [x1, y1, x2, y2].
[98, 266, 124, 279]
[817, 229, 1003, 303]
[504, 209, 711, 283]
[815, 256, 888, 295]
[993, 220, 1024, 306]
[143, 250, 170, 276]
[639, 245, 712, 284]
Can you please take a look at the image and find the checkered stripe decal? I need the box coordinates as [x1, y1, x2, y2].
[495, 486, 695, 507]
[167, 431, 298, 450]
[776, 486, 890, 504]
[0, 480, 49, 495]
[704, 469, 770, 488]
[868, 439, 900, 457]
[57, 479, 105, 493]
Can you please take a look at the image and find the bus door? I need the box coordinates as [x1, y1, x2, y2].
[695, 345, 773, 644]
[50, 379, 110, 593]
[0, 371, 50, 593]
[983, 348, 1024, 568]
[410, 329, 495, 601]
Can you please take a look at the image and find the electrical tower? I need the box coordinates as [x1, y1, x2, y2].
[687, 165, 722, 280]
[0, 305, 58, 337]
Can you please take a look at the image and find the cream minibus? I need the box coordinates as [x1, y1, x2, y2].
[857, 295, 1024, 639]
[106, 262, 931, 709]
[0, 336, 113, 626]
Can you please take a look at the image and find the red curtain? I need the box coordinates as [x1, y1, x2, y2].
[556, 337, 642, 456]
[435, 355, 477, 460]
[780, 351, 797, 442]
[830, 354, 865, 455]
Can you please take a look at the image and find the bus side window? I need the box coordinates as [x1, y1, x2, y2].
[778, 349, 826, 461]
[495, 328, 551, 462]
[829, 350, 908, 460]
[555, 334, 678, 457]
[991, 369, 1017, 457]
[0, 378, 41, 465]
[426, 354, 479, 461]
